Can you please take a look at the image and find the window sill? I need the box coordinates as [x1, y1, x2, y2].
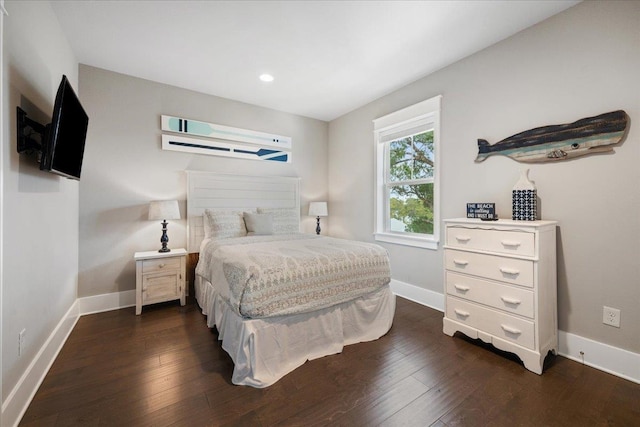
[374, 232, 439, 250]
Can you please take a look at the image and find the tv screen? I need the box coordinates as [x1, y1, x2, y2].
[40, 75, 89, 180]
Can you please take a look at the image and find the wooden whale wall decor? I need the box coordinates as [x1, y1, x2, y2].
[475, 110, 628, 163]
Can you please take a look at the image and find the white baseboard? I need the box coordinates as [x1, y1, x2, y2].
[390, 278, 444, 312]
[77, 289, 135, 315]
[558, 330, 640, 384]
[2, 290, 135, 427]
[390, 279, 640, 385]
[1, 300, 80, 427]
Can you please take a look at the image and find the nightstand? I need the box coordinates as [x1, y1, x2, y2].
[134, 248, 187, 315]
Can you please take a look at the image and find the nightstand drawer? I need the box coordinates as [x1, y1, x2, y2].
[142, 272, 180, 303]
[445, 249, 534, 288]
[142, 257, 181, 274]
[446, 271, 534, 318]
[447, 227, 535, 257]
[446, 296, 535, 350]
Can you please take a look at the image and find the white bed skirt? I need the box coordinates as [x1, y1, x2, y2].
[195, 275, 396, 388]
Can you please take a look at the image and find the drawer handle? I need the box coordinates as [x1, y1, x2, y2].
[455, 235, 471, 243]
[158, 263, 166, 268]
[499, 267, 520, 276]
[501, 240, 521, 248]
[453, 259, 469, 266]
[500, 296, 521, 305]
[454, 284, 470, 292]
[501, 324, 522, 335]
[454, 309, 470, 318]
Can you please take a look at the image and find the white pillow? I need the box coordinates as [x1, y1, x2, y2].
[256, 207, 299, 234]
[243, 212, 273, 236]
[204, 209, 247, 239]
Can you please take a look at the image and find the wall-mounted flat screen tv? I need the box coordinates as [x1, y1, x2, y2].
[39, 75, 89, 180]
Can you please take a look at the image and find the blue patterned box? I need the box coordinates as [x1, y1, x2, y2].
[512, 189, 537, 221]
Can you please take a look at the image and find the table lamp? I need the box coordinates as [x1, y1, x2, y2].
[308, 202, 328, 235]
[148, 200, 180, 252]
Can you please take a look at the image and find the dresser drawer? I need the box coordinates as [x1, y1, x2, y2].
[445, 249, 534, 288]
[447, 227, 535, 257]
[446, 296, 535, 350]
[446, 271, 534, 318]
[142, 256, 181, 274]
[142, 272, 180, 303]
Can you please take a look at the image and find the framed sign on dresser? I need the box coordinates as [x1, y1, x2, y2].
[442, 218, 558, 374]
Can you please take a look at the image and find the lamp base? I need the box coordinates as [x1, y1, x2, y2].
[158, 220, 171, 252]
[315, 216, 321, 235]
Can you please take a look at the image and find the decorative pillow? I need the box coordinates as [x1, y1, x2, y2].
[256, 207, 299, 234]
[203, 209, 247, 239]
[243, 212, 273, 236]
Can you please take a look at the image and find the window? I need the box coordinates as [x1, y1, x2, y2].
[374, 95, 441, 249]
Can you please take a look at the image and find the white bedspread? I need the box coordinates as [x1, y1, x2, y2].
[195, 276, 396, 387]
[196, 234, 391, 318]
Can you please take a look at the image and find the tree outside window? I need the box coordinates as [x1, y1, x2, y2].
[387, 130, 434, 235]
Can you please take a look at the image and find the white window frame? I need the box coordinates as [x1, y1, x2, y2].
[373, 95, 441, 250]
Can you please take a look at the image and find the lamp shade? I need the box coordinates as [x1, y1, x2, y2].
[308, 202, 328, 217]
[148, 200, 180, 221]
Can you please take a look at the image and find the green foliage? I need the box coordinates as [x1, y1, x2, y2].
[389, 131, 434, 181]
[388, 131, 434, 234]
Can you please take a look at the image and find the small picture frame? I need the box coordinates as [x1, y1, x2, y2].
[467, 203, 497, 221]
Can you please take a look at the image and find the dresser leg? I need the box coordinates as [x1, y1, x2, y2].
[521, 352, 544, 375]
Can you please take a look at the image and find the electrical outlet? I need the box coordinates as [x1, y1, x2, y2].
[18, 329, 26, 356]
[603, 306, 621, 328]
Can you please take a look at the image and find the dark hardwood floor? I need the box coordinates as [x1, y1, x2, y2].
[20, 296, 640, 426]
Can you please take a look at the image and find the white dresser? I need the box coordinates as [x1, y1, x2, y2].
[443, 218, 558, 374]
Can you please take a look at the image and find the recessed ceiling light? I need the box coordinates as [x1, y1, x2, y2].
[259, 74, 274, 82]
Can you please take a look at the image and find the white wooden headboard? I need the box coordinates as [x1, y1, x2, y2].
[186, 171, 301, 253]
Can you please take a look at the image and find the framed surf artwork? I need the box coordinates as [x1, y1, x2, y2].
[160, 115, 292, 163]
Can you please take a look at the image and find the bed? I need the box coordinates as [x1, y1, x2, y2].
[188, 172, 395, 387]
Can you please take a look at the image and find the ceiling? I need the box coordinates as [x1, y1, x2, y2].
[51, 1, 580, 122]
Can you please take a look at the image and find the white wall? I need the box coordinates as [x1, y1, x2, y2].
[1, 0, 79, 417]
[328, 1, 640, 353]
[78, 65, 328, 297]
[0, 0, 5, 411]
